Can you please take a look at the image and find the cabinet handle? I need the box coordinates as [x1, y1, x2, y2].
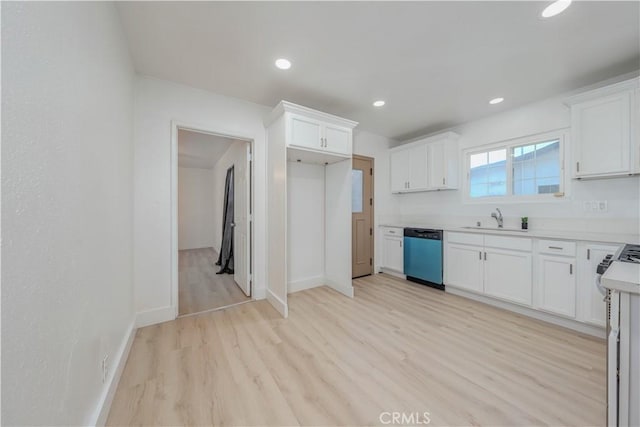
[484, 252, 487, 261]
[389, 230, 396, 234]
[587, 249, 590, 260]
[479, 251, 482, 260]
[548, 246, 563, 250]
[576, 161, 580, 172]
[400, 241, 402, 248]
[569, 264, 573, 275]
[442, 177, 445, 185]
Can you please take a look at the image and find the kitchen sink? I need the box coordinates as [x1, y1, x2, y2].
[461, 226, 528, 233]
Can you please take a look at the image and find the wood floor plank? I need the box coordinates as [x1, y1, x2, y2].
[107, 273, 606, 426]
[178, 248, 250, 316]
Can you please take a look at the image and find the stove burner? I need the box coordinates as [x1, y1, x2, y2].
[618, 245, 640, 264]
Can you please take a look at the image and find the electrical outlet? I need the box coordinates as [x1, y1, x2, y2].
[598, 201, 608, 212]
[102, 355, 109, 383]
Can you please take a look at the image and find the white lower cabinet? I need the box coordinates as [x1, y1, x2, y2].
[446, 243, 483, 292]
[538, 255, 577, 318]
[380, 227, 404, 273]
[445, 233, 533, 306]
[483, 248, 533, 306]
[580, 244, 621, 327]
[444, 232, 621, 333]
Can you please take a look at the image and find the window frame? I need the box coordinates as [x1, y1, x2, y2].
[463, 129, 569, 204]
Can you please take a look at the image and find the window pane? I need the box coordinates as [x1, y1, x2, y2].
[512, 139, 560, 196]
[352, 169, 363, 213]
[469, 148, 507, 198]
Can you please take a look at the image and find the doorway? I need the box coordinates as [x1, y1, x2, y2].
[176, 128, 252, 316]
[352, 155, 374, 278]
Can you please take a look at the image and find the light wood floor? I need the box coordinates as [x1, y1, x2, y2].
[108, 274, 606, 426]
[178, 248, 249, 316]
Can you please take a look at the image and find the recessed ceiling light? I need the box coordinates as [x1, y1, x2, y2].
[373, 100, 385, 107]
[489, 97, 504, 105]
[541, 0, 572, 18]
[275, 58, 291, 70]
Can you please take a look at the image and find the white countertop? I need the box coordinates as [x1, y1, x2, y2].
[379, 223, 639, 245]
[602, 261, 640, 294]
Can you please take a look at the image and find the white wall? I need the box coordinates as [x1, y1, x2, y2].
[133, 77, 270, 322]
[212, 140, 248, 253]
[287, 162, 325, 291]
[178, 167, 216, 250]
[2, 2, 135, 425]
[392, 93, 640, 233]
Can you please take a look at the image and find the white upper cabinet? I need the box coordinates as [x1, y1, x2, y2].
[428, 139, 459, 189]
[566, 77, 639, 179]
[390, 131, 460, 193]
[289, 114, 323, 151]
[267, 101, 358, 164]
[390, 149, 410, 193]
[324, 123, 352, 155]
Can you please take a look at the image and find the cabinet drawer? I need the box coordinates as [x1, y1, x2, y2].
[381, 227, 403, 237]
[484, 235, 532, 252]
[538, 239, 576, 256]
[446, 232, 484, 246]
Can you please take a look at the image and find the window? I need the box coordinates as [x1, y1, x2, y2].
[466, 131, 565, 200]
[469, 149, 507, 198]
[351, 169, 363, 212]
[512, 140, 560, 195]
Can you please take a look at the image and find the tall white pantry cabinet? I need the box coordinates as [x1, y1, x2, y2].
[266, 101, 358, 317]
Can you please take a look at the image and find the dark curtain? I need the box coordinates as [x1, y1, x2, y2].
[216, 166, 234, 274]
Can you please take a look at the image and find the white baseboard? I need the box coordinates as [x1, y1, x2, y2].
[252, 285, 266, 300]
[135, 305, 175, 328]
[326, 279, 354, 298]
[266, 289, 288, 318]
[288, 275, 325, 294]
[380, 268, 406, 280]
[91, 319, 136, 426]
[446, 286, 606, 338]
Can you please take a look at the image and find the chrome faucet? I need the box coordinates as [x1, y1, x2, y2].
[491, 208, 504, 228]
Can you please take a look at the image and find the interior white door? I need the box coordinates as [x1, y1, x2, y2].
[233, 144, 250, 296]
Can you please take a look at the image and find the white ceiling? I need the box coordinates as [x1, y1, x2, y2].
[178, 129, 234, 169]
[117, 1, 640, 140]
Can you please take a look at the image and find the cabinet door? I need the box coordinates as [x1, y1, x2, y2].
[445, 243, 483, 292]
[484, 249, 532, 306]
[582, 244, 620, 326]
[538, 255, 577, 318]
[324, 124, 351, 155]
[408, 144, 429, 191]
[382, 236, 403, 272]
[288, 114, 323, 150]
[428, 141, 446, 189]
[573, 91, 631, 177]
[390, 149, 410, 193]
